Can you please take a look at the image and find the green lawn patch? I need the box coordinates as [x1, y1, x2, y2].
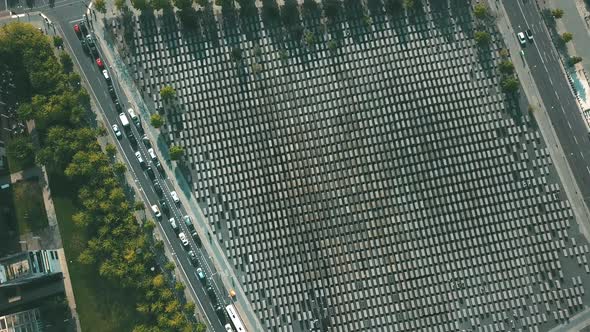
[12, 179, 48, 235]
[52, 184, 146, 332]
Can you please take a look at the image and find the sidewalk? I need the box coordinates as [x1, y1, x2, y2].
[485, 0, 590, 242]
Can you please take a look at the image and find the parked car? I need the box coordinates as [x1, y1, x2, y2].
[196, 267, 205, 281]
[135, 151, 144, 165]
[170, 191, 179, 204]
[159, 199, 169, 215]
[153, 182, 163, 197]
[207, 285, 217, 303]
[148, 148, 157, 161]
[179, 232, 189, 247]
[128, 134, 138, 147]
[188, 250, 199, 267]
[79, 21, 88, 35]
[108, 87, 116, 100]
[155, 161, 164, 174]
[224, 324, 233, 332]
[526, 29, 533, 41]
[114, 100, 122, 112]
[146, 166, 155, 180]
[142, 134, 151, 147]
[151, 204, 161, 218]
[112, 124, 122, 139]
[169, 217, 179, 233]
[73, 24, 81, 36]
[96, 58, 104, 68]
[102, 69, 111, 84]
[517, 32, 526, 45]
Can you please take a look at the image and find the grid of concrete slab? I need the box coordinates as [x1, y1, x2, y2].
[116, 3, 590, 332]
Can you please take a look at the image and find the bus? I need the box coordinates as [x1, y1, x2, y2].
[225, 304, 246, 332]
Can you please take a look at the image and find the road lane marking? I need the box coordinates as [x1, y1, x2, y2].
[587, 166, 590, 175]
[581, 151, 585, 159]
[568, 121, 572, 129]
[574, 136, 578, 144]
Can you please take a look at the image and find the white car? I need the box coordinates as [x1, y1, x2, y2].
[134, 151, 144, 165]
[517, 32, 526, 45]
[169, 217, 178, 232]
[148, 148, 157, 161]
[112, 124, 121, 138]
[102, 69, 111, 81]
[179, 232, 189, 247]
[170, 191, 179, 204]
[224, 324, 233, 332]
[151, 204, 161, 218]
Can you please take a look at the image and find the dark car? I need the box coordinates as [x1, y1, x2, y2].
[207, 285, 217, 304]
[108, 87, 116, 100]
[215, 306, 226, 323]
[128, 134, 138, 147]
[159, 199, 169, 215]
[142, 134, 151, 148]
[146, 167, 155, 180]
[79, 21, 88, 35]
[155, 161, 164, 175]
[114, 101, 122, 112]
[188, 250, 199, 267]
[80, 39, 89, 54]
[135, 124, 144, 135]
[192, 233, 202, 247]
[154, 183, 163, 197]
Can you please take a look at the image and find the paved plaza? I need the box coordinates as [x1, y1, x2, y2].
[111, 2, 590, 331]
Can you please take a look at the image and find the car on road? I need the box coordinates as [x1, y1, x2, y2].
[102, 69, 112, 84]
[207, 285, 217, 303]
[73, 24, 81, 36]
[179, 232, 189, 247]
[127, 108, 140, 126]
[79, 21, 88, 35]
[112, 124, 122, 139]
[170, 191, 179, 204]
[188, 250, 199, 266]
[114, 100, 122, 112]
[159, 199, 169, 215]
[146, 166, 155, 180]
[108, 87, 116, 100]
[151, 204, 161, 218]
[224, 324, 233, 332]
[196, 268, 205, 281]
[142, 134, 151, 147]
[216, 306, 226, 322]
[517, 32, 526, 45]
[526, 29, 533, 41]
[169, 217, 179, 233]
[96, 58, 104, 69]
[155, 161, 164, 174]
[148, 148, 157, 161]
[128, 134, 138, 147]
[154, 182, 163, 197]
[135, 151, 144, 165]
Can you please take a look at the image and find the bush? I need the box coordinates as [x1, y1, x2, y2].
[474, 31, 491, 45]
[169, 146, 184, 160]
[551, 8, 564, 19]
[53, 36, 63, 48]
[473, 3, 487, 19]
[94, 0, 107, 13]
[159, 85, 176, 100]
[6, 136, 35, 171]
[569, 56, 582, 66]
[501, 76, 519, 93]
[561, 32, 573, 43]
[498, 60, 514, 75]
[59, 52, 73, 72]
[150, 113, 164, 128]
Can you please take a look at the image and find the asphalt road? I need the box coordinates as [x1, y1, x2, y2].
[47, 8, 228, 332]
[503, 0, 590, 204]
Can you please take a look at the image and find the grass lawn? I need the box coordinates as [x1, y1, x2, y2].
[12, 179, 48, 235]
[52, 179, 146, 332]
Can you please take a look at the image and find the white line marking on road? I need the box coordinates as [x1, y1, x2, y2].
[568, 121, 573, 129]
[581, 151, 585, 159]
[574, 136, 578, 144]
[587, 166, 590, 175]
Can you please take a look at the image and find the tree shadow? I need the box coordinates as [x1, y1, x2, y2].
[201, 4, 220, 46]
[121, 7, 137, 56]
[160, 8, 181, 58]
[221, 7, 241, 47]
[428, 0, 454, 43]
[138, 10, 158, 55]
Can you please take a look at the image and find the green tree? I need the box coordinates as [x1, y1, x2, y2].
[131, 0, 150, 11]
[196, 322, 207, 332]
[150, 113, 164, 128]
[53, 36, 63, 48]
[94, 0, 107, 13]
[144, 219, 156, 231]
[499, 48, 510, 58]
[473, 3, 487, 19]
[173, 0, 192, 10]
[569, 56, 582, 66]
[151, 0, 171, 10]
[7, 136, 35, 170]
[385, 0, 403, 15]
[115, 0, 127, 10]
[561, 32, 573, 43]
[174, 282, 185, 292]
[105, 143, 116, 157]
[551, 8, 564, 19]
[152, 274, 166, 288]
[498, 60, 514, 75]
[403, 0, 414, 9]
[323, 0, 341, 20]
[165, 261, 175, 271]
[169, 146, 184, 160]
[113, 162, 126, 174]
[184, 302, 196, 315]
[304, 31, 315, 45]
[474, 31, 491, 45]
[59, 52, 73, 72]
[501, 76, 519, 93]
[160, 85, 176, 100]
[155, 239, 164, 250]
[134, 201, 145, 210]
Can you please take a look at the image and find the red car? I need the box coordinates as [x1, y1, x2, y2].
[96, 58, 104, 68]
[74, 24, 80, 35]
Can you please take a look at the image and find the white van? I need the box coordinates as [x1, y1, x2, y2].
[148, 148, 157, 161]
[151, 204, 161, 218]
[169, 217, 178, 232]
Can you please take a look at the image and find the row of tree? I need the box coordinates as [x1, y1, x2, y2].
[0, 22, 203, 332]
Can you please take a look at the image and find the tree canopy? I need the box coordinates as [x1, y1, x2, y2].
[159, 85, 176, 100]
[169, 146, 184, 160]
